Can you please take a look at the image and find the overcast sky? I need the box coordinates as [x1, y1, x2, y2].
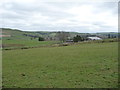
[0, 0, 118, 33]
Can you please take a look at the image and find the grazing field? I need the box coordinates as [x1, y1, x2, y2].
[2, 42, 118, 88]
[2, 40, 60, 49]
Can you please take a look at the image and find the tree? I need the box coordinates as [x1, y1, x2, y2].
[114, 36, 117, 38]
[108, 34, 111, 38]
[73, 35, 82, 42]
[38, 37, 44, 41]
[56, 31, 70, 42]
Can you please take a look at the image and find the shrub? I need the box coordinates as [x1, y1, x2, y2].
[73, 35, 82, 42]
[38, 37, 44, 41]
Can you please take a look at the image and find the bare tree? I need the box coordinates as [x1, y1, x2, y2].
[56, 31, 70, 42]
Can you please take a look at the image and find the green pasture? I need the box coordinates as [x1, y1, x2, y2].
[2, 39, 60, 49]
[2, 42, 118, 88]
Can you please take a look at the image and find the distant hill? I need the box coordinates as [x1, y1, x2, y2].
[1, 28, 119, 40]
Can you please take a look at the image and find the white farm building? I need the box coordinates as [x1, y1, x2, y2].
[87, 37, 102, 40]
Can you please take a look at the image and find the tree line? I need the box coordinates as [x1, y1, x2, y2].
[23, 32, 118, 42]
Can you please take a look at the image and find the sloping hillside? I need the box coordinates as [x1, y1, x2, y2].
[1, 28, 60, 49]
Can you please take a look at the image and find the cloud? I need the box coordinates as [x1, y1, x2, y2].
[0, 0, 118, 33]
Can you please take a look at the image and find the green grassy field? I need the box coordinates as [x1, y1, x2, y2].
[2, 42, 118, 88]
[2, 39, 59, 49]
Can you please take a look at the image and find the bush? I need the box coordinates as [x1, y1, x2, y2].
[38, 37, 44, 41]
[73, 35, 82, 42]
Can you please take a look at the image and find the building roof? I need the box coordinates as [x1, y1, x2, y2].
[87, 37, 102, 40]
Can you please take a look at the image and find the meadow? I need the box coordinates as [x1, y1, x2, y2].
[2, 42, 118, 88]
[2, 39, 60, 50]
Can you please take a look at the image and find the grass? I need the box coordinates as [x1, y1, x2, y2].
[2, 42, 118, 88]
[2, 39, 60, 49]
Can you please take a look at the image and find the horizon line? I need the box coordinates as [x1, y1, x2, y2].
[0, 27, 118, 33]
